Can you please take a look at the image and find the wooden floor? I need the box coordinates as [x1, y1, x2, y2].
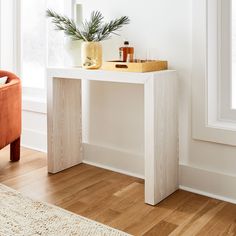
[1, 147, 236, 235]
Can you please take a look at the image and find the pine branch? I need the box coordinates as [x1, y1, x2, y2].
[46, 9, 130, 42]
[81, 11, 104, 41]
[46, 9, 86, 41]
[97, 16, 130, 41]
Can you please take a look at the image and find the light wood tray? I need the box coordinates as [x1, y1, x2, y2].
[102, 60, 168, 73]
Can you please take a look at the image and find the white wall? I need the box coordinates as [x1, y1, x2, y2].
[23, 0, 193, 178]
[5, 0, 236, 202]
[78, 0, 192, 177]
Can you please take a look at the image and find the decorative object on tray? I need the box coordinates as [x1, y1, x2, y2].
[119, 41, 134, 62]
[102, 60, 168, 73]
[0, 184, 131, 236]
[46, 10, 130, 69]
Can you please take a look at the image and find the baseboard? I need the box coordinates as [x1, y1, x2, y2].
[83, 160, 144, 179]
[179, 185, 236, 205]
[21, 129, 47, 153]
[21, 134, 144, 178]
[21, 134, 236, 204]
[83, 143, 144, 178]
[180, 164, 236, 204]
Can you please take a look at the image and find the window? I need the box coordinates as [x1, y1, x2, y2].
[218, 0, 236, 122]
[20, 0, 65, 89]
[21, 0, 47, 88]
[192, 0, 236, 146]
[0, 0, 15, 71]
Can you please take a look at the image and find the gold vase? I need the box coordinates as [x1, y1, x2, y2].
[81, 42, 102, 69]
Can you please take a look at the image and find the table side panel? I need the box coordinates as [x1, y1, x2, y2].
[47, 77, 83, 173]
[145, 73, 179, 205]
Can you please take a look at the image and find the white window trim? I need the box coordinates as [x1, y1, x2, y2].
[192, 0, 236, 146]
[218, 0, 236, 121]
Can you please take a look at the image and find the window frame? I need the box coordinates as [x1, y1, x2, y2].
[14, 0, 75, 104]
[192, 0, 236, 146]
[14, 0, 47, 100]
[218, 0, 236, 121]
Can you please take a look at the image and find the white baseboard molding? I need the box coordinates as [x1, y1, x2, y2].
[21, 134, 144, 178]
[21, 134, 236, 204]
[180, 164, 236, 204]
[83, 143, 144, 179]
[179, 185, 236, 205]
[83, 160, 144, 179]
[21, 129, 47, 153]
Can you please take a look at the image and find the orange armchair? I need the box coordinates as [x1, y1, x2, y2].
[0, 70, 21, 161]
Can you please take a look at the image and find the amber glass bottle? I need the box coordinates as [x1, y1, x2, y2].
[119, 41, 134, 62]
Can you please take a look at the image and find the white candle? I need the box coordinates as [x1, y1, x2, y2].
[74, 3, 83, 25]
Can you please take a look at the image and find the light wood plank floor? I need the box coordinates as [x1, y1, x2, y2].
[1, 147, 236, 236]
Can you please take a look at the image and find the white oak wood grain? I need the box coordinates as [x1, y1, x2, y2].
[145, 72, 179, 205]
[47, 77, 83, 173]
[47, 68, 179, 205]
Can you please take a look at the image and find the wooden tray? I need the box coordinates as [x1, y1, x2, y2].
[102, 60, 168, 73]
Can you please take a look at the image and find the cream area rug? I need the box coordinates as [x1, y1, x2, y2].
[0, 184, 131, 236]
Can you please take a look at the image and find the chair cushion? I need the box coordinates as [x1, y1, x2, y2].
[0, 76, 8, 85]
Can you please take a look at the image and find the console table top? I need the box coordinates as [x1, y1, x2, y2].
[47, 67, 177, 84]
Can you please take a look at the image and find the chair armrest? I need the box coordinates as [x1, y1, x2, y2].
[0, 71, 22, 149]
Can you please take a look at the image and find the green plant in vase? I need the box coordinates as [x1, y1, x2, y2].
[46, 10, 130, 69]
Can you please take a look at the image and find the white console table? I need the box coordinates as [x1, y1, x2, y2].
[47, 67, 179, 205]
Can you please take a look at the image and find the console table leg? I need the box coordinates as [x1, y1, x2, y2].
[47, 77, 83, 173]
[144, 75, 179, 205]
